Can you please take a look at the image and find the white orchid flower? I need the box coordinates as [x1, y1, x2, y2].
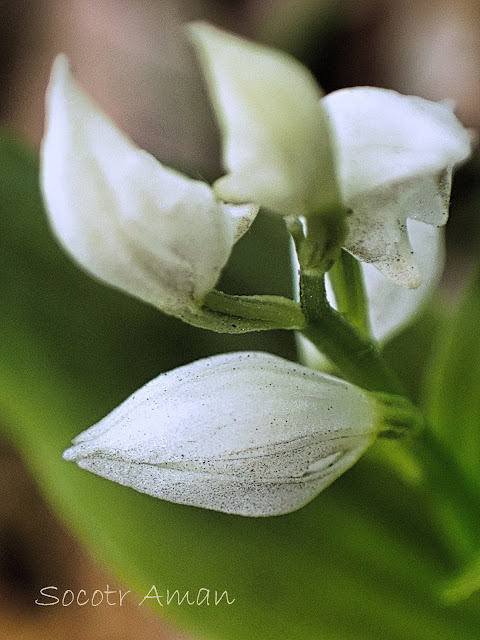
[63, 352, 386, 517]
[189, 23, 471, 287]
[322, 88, 471, 287]
[40, 55, 257, 323]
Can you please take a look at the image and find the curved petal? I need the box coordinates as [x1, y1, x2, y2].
[40, 55, 256, 316]
[323, 87, 471, 287]
[64, 352, 380, 516]
[188, 22, 340, 218]
[360, 220, 445, 341]
[324, 87, 471, 202]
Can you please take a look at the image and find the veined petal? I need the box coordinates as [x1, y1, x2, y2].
[323, 87, 471, 287]
[40, 55, 257, 317]
[64, 352, 381, 516]
[188, 22, 340, 218]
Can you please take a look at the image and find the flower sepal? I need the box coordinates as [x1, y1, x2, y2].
[189, 21, 342, 220]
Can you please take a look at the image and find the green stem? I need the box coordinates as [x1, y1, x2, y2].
[328, 249, 371, 337]
[300, 271, 403, 395]
[299, 269, 480, 595]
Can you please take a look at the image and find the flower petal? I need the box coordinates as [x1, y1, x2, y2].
[64, 352, 380, 516]
[324, 87, 471, 203]
[40, 55, 256, 316]
[360, 220, 445, 341]
[323, 87, 471, 286]
[188, 22, 339, 218]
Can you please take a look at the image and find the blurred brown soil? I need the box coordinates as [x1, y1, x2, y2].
[0, 442, 190, 640]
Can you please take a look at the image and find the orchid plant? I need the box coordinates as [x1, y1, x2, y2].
[4, 16, 475, 639]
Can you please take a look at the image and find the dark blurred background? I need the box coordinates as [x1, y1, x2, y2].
[1, 1, 479, 638]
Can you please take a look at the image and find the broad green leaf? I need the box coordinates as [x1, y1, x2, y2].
[425, 266, 480, 487]
[383, 302, 444, 405]
[2, 129, 480, 639]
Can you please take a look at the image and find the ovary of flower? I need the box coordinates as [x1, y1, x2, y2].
[63, 352, 382, 517]
[40, 55, 257, 320]
[189, 23, 472, 288]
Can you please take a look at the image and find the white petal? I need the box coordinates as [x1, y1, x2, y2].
[64, 352, 380, 516]
[324, 220, 444, 343]
[188, 22, 339, 218]
[360, 220, 445, 342]
[40, 55, 256, 316]
[225, 203, 259, 242]
[323, 87, 471, 286]
[344, 192, 422, 288]
[324, 87, 471, 203]
[344, 171, 450, 288]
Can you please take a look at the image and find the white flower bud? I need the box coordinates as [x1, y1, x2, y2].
[63, 352, 382, 516]
[40, 55, 257, 319]
[323, 87, 472, 287]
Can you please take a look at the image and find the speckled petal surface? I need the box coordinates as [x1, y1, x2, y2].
[64, 352, 380, 516]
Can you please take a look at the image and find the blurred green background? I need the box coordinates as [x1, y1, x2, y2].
[1, 1, 480, 639]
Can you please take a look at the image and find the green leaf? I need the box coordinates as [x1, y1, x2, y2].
[421, 264, 480, 598]
[2, 129, 480, 639]
[425, 266, 480, 488]
[383, 302, 444, 406]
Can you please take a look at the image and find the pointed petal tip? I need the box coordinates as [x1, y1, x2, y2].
[186, 20, 214, 38]
[186, 21, 234, 61]
[187, 21, 244, 50]
[52, 53, 70, 74]
[63, 440, 103, 463]
[44, 55, 68, 120]
[223, 202, 259, 241]
[62, 446, 79, 462]
[439, 97, 457, 112]
[47, 54, 72, 100]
